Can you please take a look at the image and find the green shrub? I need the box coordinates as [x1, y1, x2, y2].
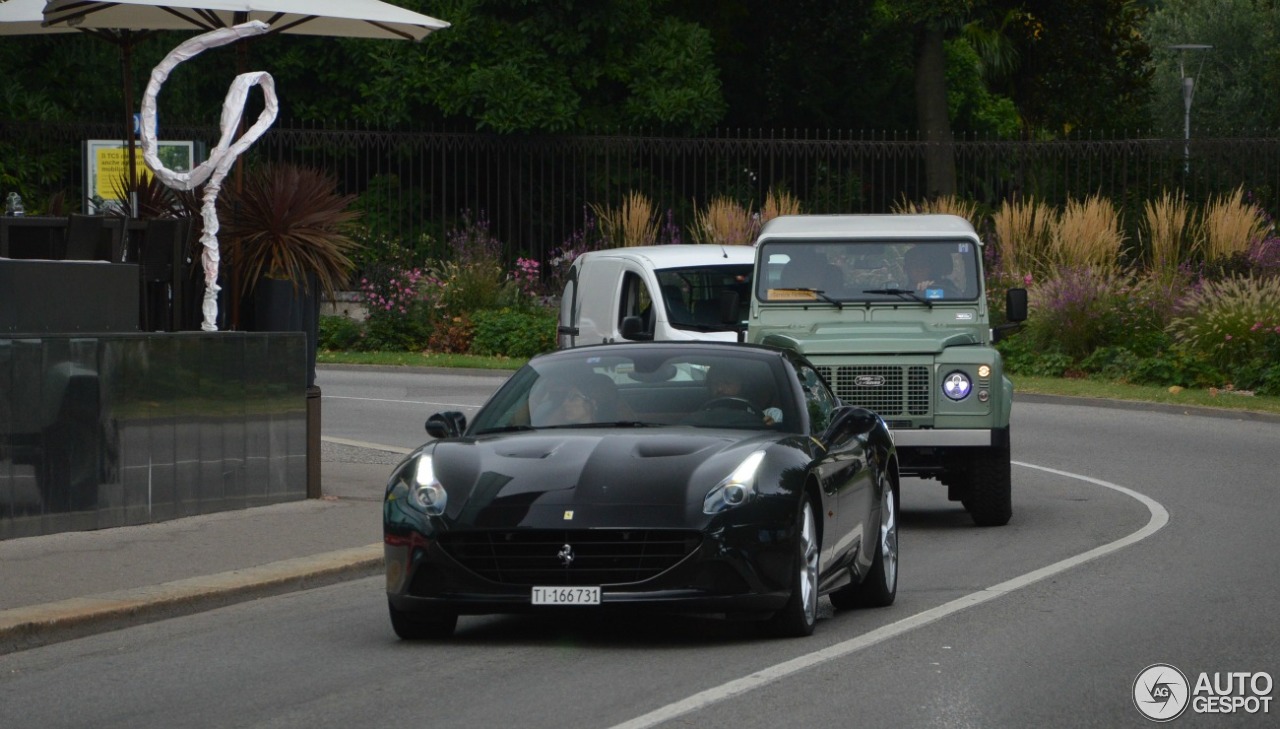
[469, 308, 557, 358]
[1021, 266, 1133, 361]
[318, 315, 363, 351]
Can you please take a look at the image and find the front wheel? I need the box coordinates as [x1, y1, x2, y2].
[830, 472, 898, 609]
[962, 441, 1012, 527]
[388, 601, 457, 640]
[761, 498, 819, 638]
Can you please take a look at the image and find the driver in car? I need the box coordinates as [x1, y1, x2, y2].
[705, 366, 783, 425]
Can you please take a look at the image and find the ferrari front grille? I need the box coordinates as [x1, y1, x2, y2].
[437, 529, 702, 586]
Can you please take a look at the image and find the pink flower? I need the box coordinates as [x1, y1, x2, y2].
[1023, 273, 1033, 286]
[1224, 334, 1232, 341]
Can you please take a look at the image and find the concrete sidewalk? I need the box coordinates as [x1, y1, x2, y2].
[0, 440, 408, 655]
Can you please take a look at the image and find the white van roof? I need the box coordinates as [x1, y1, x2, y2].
[576, 244, 755, 268]
[757, 214, 981, 242]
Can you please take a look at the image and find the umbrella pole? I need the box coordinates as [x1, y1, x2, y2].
[122, 38, 137, 217]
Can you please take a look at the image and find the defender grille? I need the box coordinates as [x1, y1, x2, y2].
[818, 365, 932, 417]
[437, 529, 701, 586]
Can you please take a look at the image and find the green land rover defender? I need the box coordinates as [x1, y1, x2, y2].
[747, 214, 1027, 526]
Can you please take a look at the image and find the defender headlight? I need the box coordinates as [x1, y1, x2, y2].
[704, 450, 766, 514]
[411, 455, 448, 516]
[942, 370, 972, 401]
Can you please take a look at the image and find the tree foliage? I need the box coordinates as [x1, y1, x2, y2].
[1143, 0, 1280, 134]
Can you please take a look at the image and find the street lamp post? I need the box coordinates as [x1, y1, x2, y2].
[1170, 44, 1212, 174]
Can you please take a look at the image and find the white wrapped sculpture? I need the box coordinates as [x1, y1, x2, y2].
[138, 21, 279, 331]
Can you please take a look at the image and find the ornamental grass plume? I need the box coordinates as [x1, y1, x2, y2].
[691, 196, 758, 245]
[760, 188, 802, 225]
[1051, 194, 1125, 273]
[991, 196, 1055, 279]
[1169, 274, 1280, 371]
[1200, 186, 1269, 262]
[590, 191, 659, 248]
[892, 194, 980, 229]
[1142, 190, 1193, 279]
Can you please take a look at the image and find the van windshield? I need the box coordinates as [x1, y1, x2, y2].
[655, 264, 753, 330]
[756, 240, 981, 303]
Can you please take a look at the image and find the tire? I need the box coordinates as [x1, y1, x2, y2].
[761, 498, 820, 638]
[388, 601, 457, 640]
[830, 472, 898, 610]
[964, 442, 1012, 527]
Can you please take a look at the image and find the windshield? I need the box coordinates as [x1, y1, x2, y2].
[469, 348, 800, 434]
[655, 263, 753, 330]
[756, 239, 981, 303]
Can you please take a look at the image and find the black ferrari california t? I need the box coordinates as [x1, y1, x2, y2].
[383, 342, 899, 639]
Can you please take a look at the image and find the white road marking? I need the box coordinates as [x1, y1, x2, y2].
[608, 461, 1169, 729]
[323, 395, 479, 408]
[322, 436, 412, 455]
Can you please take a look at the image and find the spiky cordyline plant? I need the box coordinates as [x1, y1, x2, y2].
[217, 163, 361, 302]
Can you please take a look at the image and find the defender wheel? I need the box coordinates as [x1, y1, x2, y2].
[830, 473, 898, 609]
[389, 601, 457, 640]
[964, 443, 1012, 527]
[762, 498, 820, 638]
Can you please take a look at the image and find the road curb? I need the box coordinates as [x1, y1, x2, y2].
[1016, 393, 1280, 424]
[0, 544, 383, 656]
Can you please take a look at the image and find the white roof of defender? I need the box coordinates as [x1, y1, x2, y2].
[757, 214, 982, 243]
[577, 244, 756, 268]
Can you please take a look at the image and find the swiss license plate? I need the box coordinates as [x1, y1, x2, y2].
[531, 586, 600, 605]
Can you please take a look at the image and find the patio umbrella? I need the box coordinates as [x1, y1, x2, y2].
[38, 0, 450, 329]
[34, 0, 450, 207]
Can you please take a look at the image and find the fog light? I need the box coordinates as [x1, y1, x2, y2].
[978, 389, 990, 402]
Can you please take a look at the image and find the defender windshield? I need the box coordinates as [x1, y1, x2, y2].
[655, 264, 753, 330]
[756, 239, 981, 303]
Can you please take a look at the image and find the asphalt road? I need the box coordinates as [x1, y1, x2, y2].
[0, 368, 1275, 728]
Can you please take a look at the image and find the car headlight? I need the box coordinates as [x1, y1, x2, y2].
[942, 370, 972, 401]
[704, 450, 766, 514]
[411, 454, 448, 516]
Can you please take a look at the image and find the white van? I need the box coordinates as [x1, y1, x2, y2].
[556, 245, 755, 347]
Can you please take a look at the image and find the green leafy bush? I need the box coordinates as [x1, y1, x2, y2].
[469, 308, 557, 359]
[318, 315, 363, 351]
[1021, 266, 1134, 361]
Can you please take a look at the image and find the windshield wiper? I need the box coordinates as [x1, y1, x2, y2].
[772, 287, 843, 309]
[541, 421, 669, 429]
[474, 425, 536, 434]
[861, 288, 933, 308]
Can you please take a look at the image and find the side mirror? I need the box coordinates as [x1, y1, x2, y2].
[1005, 287, 1028, 323]
[992, 287, 1028, 343]
[620, 315, 653, 341]
[719, 290, 748, 342]
[426, 411, 466, 439]
[719, 289, 740, 324]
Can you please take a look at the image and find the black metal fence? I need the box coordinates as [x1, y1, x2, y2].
[4, 120, 1279, 265]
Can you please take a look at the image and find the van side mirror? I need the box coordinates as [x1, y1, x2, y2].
[426, 411, 466, 439]
[719, 290, 748, 342]
[620, 315, 652, 341]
